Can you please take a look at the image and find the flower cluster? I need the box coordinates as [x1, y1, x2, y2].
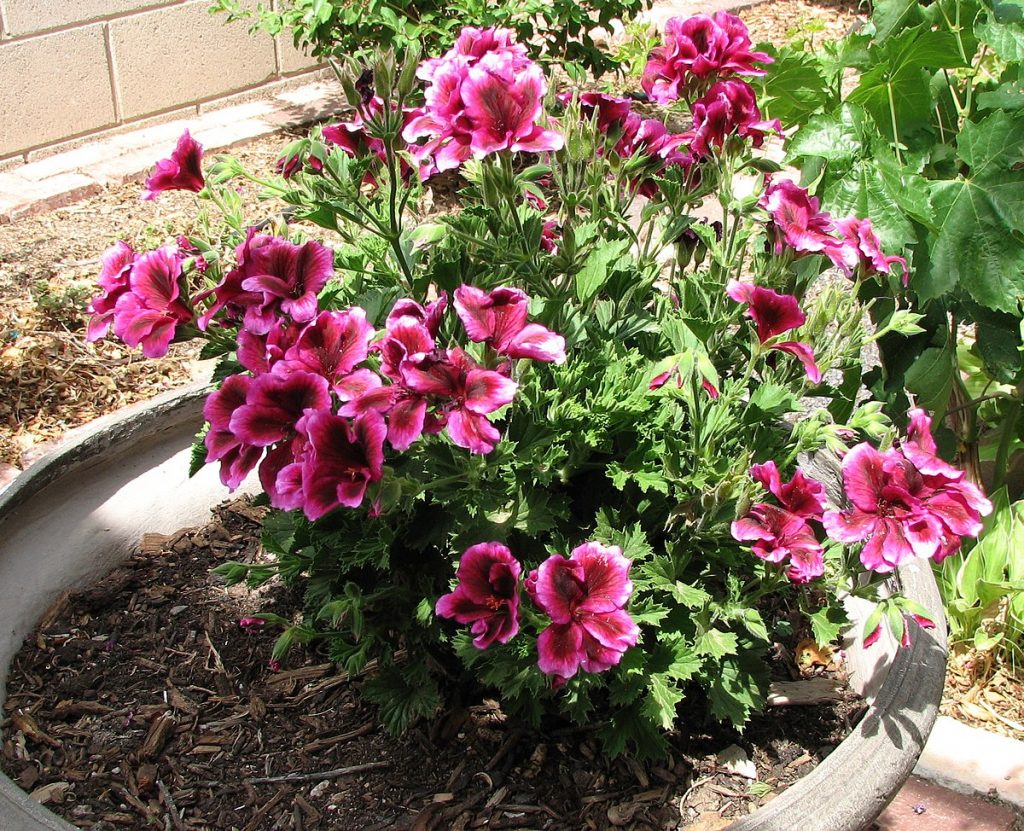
[641, 12, 772, 104]
[403, 27, 563, 173]
[734, 411, 991, 581]
[762, 179, 908, 283]
[436, 541, 640, 686]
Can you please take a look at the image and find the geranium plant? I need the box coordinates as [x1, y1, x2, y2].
[88, 18, 991, 757]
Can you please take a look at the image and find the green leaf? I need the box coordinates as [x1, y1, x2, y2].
[672, 581, 712, 608]
[666, 640, 701, 681]
[904, 344, 956, 419]
[872, 0, 924, 41]
[188, 424, 210, 478]
[977, 18, 1024, 62]
[575, 239, 630, 303]
[756, 46, 830, 124]
[786, 105, 867, 164]
[707, 654, 767, 729]
[695, 629, 739, 658]
[977, 79, 1024, 111]
[749, 384, 797, 416]
[809, 605, 849, 645]
[643, 674, 684, 730]
[739, 608, 770, 642]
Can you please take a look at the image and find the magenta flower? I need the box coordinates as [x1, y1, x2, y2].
[229, 369, 332, 448]
[280, 308, 375, 392]
[386, 294, 448, 337]
[641, 13, 772, 104]
[111, 246, 194, 358]
[578, 92, 634, 133]
[194, 230, 272, 331]
[236, 321, 303, 376]
[239, 617, 266, 632]
[749, 461, 826, 519]
[453, 285, 566, 363]
[203, 373, 262, 490]
[299, 410, 387, 520]
[87, 241, 137, 341]
[615, 115, 695, 197]
[822, 413, 993, 572]
[418, 26, 528, 82]
[142, 130, 205, 200]
[377, 316, 436, 383]
[761, 179, 842, 260]
[732, 503, 825, 583]
[725, 280, 805, 341]
[404, 37, 563, 173]
[533, 542, 640, 682]
[833, 217, 909, 285]
[239, 237, 334, 334]
[688, 80, 781, 158]
[436, 542, 522, 649]
[402, 348, 518, 454]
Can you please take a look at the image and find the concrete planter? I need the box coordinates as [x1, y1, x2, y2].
[0, 387, 948, 831]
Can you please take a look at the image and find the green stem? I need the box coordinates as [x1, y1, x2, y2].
[886, 82, 904, 166]
[993, 386, 1023, 491]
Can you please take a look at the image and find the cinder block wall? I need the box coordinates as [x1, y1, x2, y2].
[0, 0, 319, 162]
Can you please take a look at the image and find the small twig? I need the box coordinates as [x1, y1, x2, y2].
[244, 760, 390, 785]
[157, 779, 185, 831]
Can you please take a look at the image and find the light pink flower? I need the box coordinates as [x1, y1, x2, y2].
[111, 246, 194, 358]
[688, 80, 781, 157]
[436, 542, 522, 649]
[533, 542, 639, 682]
[822, 413, 993, 572]
[453, 285, 566, 363]
[142, 130, 205, 200]
[641, 13, 772, 104]
[299, 410, 387, 519]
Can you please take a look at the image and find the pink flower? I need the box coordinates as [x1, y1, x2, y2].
[229, 369, 332, 448]
[822, 412, 993, 572]
[578, 92, 634, 133]
[688, 80, 781, 158]
[87, 241, 137, 341]
[377, 316, 436, 383]
[111, 246, 194, 358]
[239, 617, 266, 632]
[732, 503, 825, 582]
[833, 217, 909, 285]
[402, 348, 518, 454]
[404, 40, 563, 173]
[418, 27, 528, 82]
[194, 229, 266, 330]
[386, 294, 448, 337]
[436, 542, 522, 649]
[280, 308, 376, 393]
[540, 220, 561, 254]
[453, 285, 566, 363]
[203, 374, 262, 490]
[761, 179, 844, 262]
[236, 321, 303, 375]
[299, 411, 387, 520]
[726, 280, 820, 382]
[533, 542, 640, 682]
[239, 237, 334, 334]
[641, 13, 772, 104]
[615, 115, 696, 196]
[749, 461, 825, 519]
[142, 130, 205, 200]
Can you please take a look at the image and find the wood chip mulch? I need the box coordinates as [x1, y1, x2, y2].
[1, 498, 864, 831]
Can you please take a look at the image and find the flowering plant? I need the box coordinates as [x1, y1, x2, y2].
[88, 18, 991, 756]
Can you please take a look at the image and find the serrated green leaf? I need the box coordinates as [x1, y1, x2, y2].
[756, 46, 830, 124]
[786, 104, 868, 164]
[749, 384, 797, 416]
[643, 674, 684, 730]
[809, 605, 849, 644]
[696, 629, 739, 658]
[977, 18, 1024, 61]
[904, 344, 956, 418]
[978, 79, 1024, 111]
[672, 581, 711, 608]
[575, 239, 630, 303]
[188, 424, 210, 479]
[872, 0, 924, 41]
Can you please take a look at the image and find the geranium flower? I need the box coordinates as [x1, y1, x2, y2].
[236, 321, 303, 375]
[688, 80, 781, 158]
[436, 542, 522, 649]
[726, 280, 821, 382]
[203, 373, 262, 490]
[732, 502, 825, 582]
[402, 347, 518, 454]
[761, 179, 844, 261]
[87, 241, 136, 341]
[142, 130, 205, 200]
[749, 461, 826, 519]
[615, 115, 695, 197]
[229, 369, 332, 448]
[419, 26, 528, 80]
[453, 285, 566, 363]
[386, 294, 448, 336]
[279, 308, 376, 393]
[533, 542, 640, 682]
[377, 316, 436, 383]
[641, 13, 772, 104]
[822, 413, 993, 572]
[299, 410, 387, 519]
[111, 246, 194, 358]
[194, 230, 271, 330]
[578, 92, 634, 133]
[833, 217, 909, 285]
[239, 237, 334, 334]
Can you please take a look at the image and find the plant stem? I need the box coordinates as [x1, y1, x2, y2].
[993, 383, 1024, 491]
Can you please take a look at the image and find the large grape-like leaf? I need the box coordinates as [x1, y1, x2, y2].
[872, 0, 925, 41]
[977, 18, 1024, 61]
[755, 46, 831, 125]
[786, 103, 872, 164]
[925, 113, 1024, 310]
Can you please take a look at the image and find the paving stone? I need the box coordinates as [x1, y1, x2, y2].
[915, 716, 1024, 807]
[0, 172, 102, 222]
[0, 462, 20, 493]
[873, 776, 1017, 831]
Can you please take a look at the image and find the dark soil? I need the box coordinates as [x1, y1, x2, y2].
[1, 499, 863, 831]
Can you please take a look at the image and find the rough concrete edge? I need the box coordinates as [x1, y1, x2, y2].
[914, 715, 1024, 808]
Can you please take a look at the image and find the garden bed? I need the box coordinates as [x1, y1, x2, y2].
[1, 498, 860, 831]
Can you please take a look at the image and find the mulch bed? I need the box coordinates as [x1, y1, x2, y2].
[1, 498, 862, 831]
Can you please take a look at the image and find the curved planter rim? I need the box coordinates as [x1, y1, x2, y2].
[0, 388, 947, 831]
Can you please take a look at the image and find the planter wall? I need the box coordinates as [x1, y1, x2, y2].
[0, 388, 947, 831]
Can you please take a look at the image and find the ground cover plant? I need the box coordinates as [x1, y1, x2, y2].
[86, 16, 993, 757]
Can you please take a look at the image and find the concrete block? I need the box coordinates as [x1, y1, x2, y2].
[270, 0, 318, 75]
[874, 775, 1016, 831]
[0, 25, 116, 157]
[915, 715, 1024, 808]
[109, 0, 276, 120]
[2, 0, 170, 37]
[0, 171, 102, 222]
